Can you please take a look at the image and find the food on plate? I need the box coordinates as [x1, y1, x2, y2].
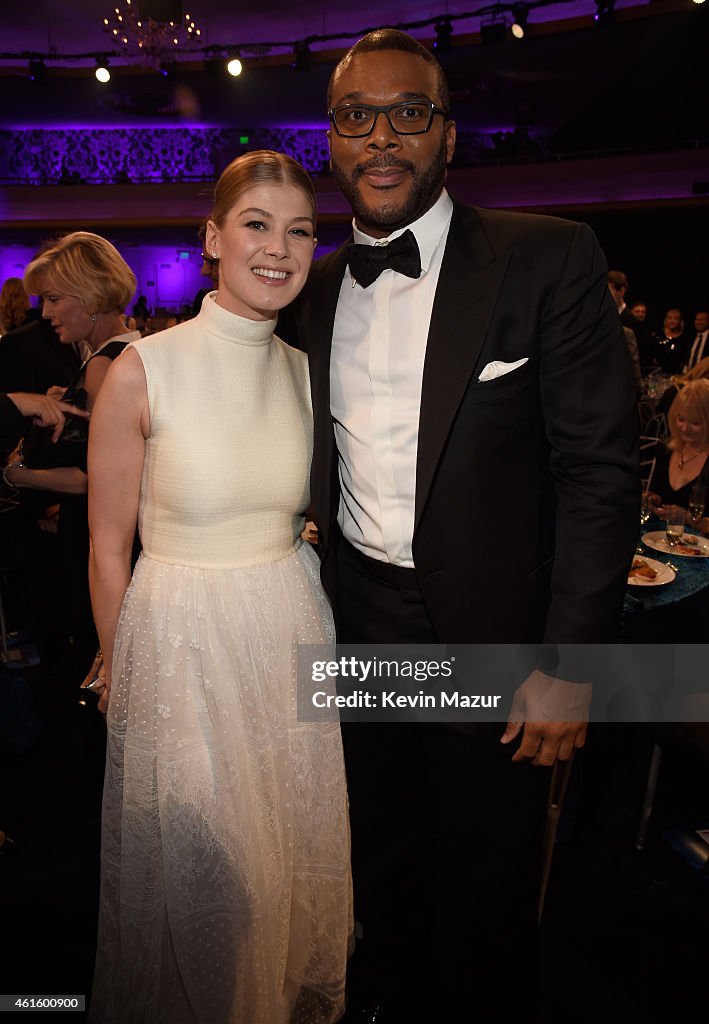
[629, 558, 657, 580]
[674, 543, 702, 556]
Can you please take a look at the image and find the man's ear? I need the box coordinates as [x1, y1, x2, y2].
[326, 128, 333, 172]
[445, 120, 457, 165]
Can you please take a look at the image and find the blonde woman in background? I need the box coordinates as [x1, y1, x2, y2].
[4, 233, 139, 678]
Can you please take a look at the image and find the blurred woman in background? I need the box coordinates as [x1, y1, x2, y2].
[649, 379, 709, 513]
[0, 277, 32, 336]
[3, 233, 138, 680]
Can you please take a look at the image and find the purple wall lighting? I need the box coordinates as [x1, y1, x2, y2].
[0, 244, 207, 317]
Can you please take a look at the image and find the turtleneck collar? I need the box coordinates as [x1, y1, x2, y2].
[201, 291, 276, 346]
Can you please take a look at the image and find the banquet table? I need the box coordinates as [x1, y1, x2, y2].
[623, 518, 709, 641]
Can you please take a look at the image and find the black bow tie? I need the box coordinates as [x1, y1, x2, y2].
[346, 229, 422, 288]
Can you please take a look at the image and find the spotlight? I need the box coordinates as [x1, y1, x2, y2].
[480, 19, 507, 46]
[292, 41, 310, 72]
[511, 4, 529, 39]
[28, 58, 46, 84]
[594, 0, 615, 25]
[226, 57, 243, 77]
[434, 17, 453, 53]
[95, 58, 111, 83]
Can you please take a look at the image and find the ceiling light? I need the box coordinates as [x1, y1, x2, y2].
[594, 0, 616, 25]
[28, 59, 47, 84]
[292, 41, 310, 72]
[480, 19, 507, 46]
[95, 58, 111, 82]
[511, 4, 529, 39]
[434, 17, 453, 53]
[101, 1, 203, 68]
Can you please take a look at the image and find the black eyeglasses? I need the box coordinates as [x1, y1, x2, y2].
[328, 100, 449, 138]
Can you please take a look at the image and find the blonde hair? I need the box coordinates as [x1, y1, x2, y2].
[0, 277, 30, 333]
[676, 356, 709, 385]
[210, 150, 316, 229]
[668, 379, 709, 451]
[23, 232, 136, 315]
[663, 308, 684, 333]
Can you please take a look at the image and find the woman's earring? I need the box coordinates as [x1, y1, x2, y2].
[211, 251, 218, 259]
[91, 314, 97, 323]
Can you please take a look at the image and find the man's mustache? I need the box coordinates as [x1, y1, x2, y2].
[352, 157, 414, 181]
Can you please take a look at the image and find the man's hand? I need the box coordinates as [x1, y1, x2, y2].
[500, 669, 592, 765]
[301, 520, 319, 544]
[37, 503, 60, 534]
[8, 391, 89, 442]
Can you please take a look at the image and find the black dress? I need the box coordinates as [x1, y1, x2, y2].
[57, 339, 134, 679]
[650, 443, 709, 508]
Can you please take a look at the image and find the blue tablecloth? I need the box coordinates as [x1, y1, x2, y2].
[623, 518, 709, 639]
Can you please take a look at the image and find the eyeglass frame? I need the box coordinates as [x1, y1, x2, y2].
[328, 99, 450, 138]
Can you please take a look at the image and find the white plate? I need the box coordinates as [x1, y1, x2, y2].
[642, 531, 709, 559]
[628, 556, 676, 587]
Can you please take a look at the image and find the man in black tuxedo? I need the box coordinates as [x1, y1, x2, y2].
[288, 29, 638, 1021]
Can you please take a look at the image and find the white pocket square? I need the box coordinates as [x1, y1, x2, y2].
[478, 357, 529, 382]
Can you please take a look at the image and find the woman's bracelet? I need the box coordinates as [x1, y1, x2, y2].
[1, 461, 24, 488]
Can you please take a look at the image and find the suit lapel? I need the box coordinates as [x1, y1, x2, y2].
[307, 243, 349, 418]
[307, 243, 350, 546]
[415, 204, 512, 530]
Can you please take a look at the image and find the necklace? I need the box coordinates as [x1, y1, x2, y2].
[678, 446, 706, 468]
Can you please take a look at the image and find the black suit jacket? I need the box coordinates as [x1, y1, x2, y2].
[287, 202, 639, 644]
[621, 308, 653, 367]
[0, 318, 80, 395]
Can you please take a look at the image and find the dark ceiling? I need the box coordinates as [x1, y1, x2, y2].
[1, 1, 706, 159]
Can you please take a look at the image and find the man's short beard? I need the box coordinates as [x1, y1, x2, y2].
[331, 136, 449, 233]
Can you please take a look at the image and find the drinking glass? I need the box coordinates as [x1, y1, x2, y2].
[688, 483, 706, 527]
[636, 492, 652, 553]
[665, 506, 685, 548]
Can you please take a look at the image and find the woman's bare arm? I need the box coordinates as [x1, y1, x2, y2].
[88, 348, 149, 712]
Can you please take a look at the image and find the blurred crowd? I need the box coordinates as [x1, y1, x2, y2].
[0, 233, 216, 695]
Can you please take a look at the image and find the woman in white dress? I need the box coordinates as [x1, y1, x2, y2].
[87, 152, 351, 1024]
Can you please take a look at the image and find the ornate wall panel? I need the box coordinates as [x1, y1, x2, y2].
[0, 127, 510, 186]
[0, 128, 333, 185]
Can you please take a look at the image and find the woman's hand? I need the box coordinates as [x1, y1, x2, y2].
[8, 391, 89, 442]
[37, 503, 60, 534]
[6, 440, 23, 469]
[97, 669, 111, 716]
[646, 491, 662, 509]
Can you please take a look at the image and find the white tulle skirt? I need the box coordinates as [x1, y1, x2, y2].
[90, 544, 352, 1024]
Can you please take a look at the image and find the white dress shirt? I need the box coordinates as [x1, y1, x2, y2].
[330, 189, 453, 567]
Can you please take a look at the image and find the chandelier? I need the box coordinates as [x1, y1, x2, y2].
[102, 0, 203, 66]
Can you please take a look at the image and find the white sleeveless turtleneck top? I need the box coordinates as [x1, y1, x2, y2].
[129, 294, 312, 569]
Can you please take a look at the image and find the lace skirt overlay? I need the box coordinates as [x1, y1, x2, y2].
[90, 544, 351, 1024]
